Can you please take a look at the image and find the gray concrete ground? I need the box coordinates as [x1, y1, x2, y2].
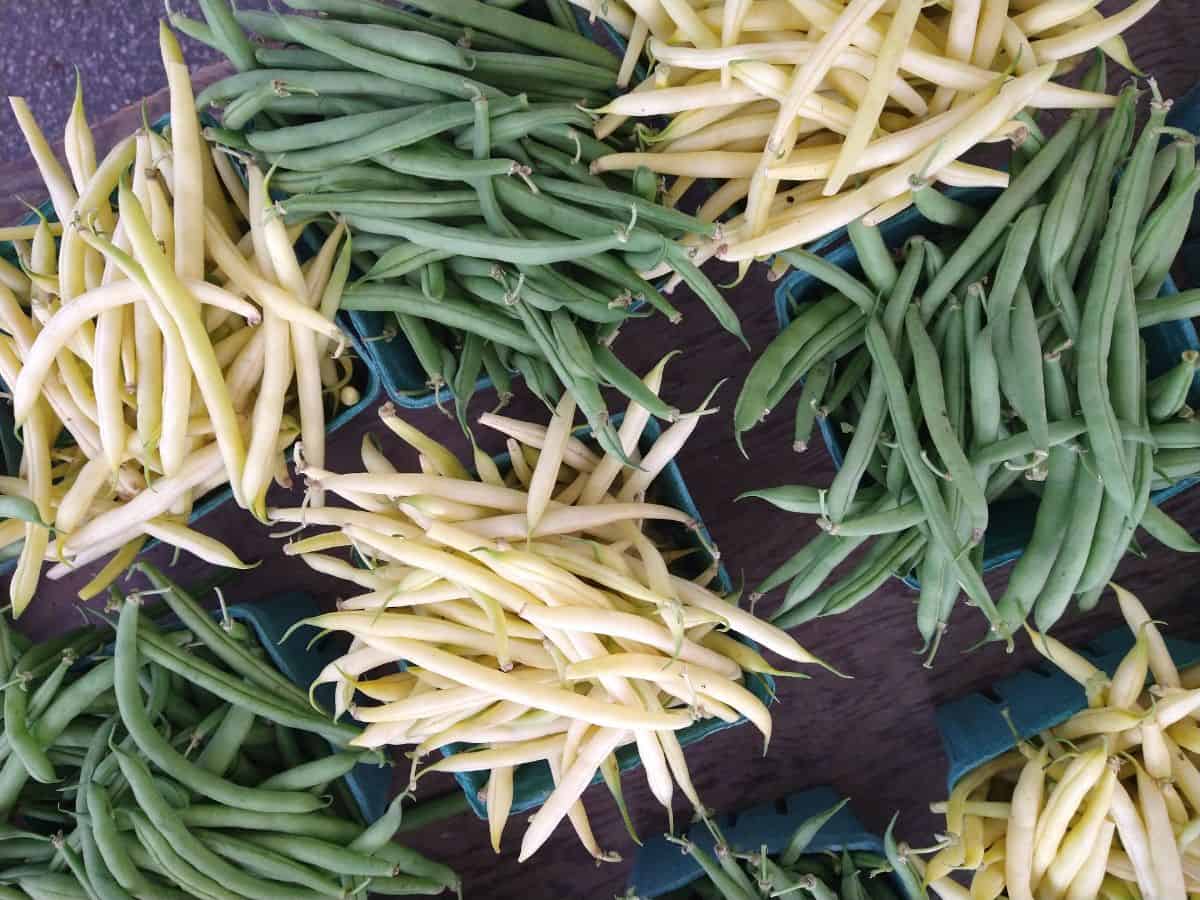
[0, 1, 267, 162]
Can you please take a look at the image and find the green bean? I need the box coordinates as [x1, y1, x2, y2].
[125, 809, 242, 900]
[272, 164, 424, 194]
[273, 97, 526, 171]
[87, 784, 150, 895]
[741, 484, 883, 516]
[197, 0, 257, 72]
[1039, 129, 1099, 288]
[232, 831, 398, 878]
[847, 219, 897, 294]
[5, 665, 57, 785]
[821, 500, 924, 537]
[393, 313, 450, 391]
[17, 873, 89, 900]
[591, 343, 680, 421]
[271, 13, 496, 99]
[0, 660, 116, 817]
[1148, 350, 1198, 422]
[135, 565, 312, 710]
[921, 113, 1085, 320]
[735, 293, 856, 451]
[791, 358, 832, 453]
[867, 317, 1003, 633]
[1078, 97, 1167, 516]
[821, 349, 870, 418]
[198, 69, 446, 110]
[276, 0, 519, 50]
[1137, 141, 1198, 298]
[284, 198, 483, 222]
[393, 0, 618, 70]
[257, 750, 369, 792]
[341, 217, 628, 266]
[366, 247, 456, 283]
[367, 875, 451, 895]
[825, 247, 923, 521]
[1067, 88, 1136, 282]
[1079, 422, 1154, 600]
[480, 343, 513, 408]
[471, 51, 615, 91]
[491, 175, 666, 254]
[236, 11, 474, 71]
[457, 272, 558, 312]
[907, 306, 987, 540]
[117, 748, 328, 898]
[170, 11, 222, 52]
[115, 600, 328, 814]
[1133, 168, 1200, 295]
[776, 247, 877, 314]
[1010, 280, 1051, 449]
[246, 107, 437, 154]
[533, 123, 614, 165]
[774, 532, 872, 616]
[343, 283, 539, 354]
[1144, 141, 1183, 221]
[1135, 288, 1200, 327]
[521, 138, 608, 187]
[1000, 353, 1078, 631]
[547, 311, 601, 381]
[530, 175, 715, 237]
[765, 308, 865, 414]
[912, 184, 981, 229]
[458, 105, 596, 151]
[786, 530, 926, 626]
[194, 705, 255, 777]
[252, 47, 352, 71]
[1151, 420, 1200, 447]
[177, 806, 360, 843]
[195, 830, 344, 897]
[467, 93, 521, 240]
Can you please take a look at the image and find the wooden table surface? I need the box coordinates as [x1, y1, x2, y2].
[4, 7, 1200, 897]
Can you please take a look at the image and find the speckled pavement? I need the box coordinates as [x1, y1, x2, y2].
[0, 1, 268, 162]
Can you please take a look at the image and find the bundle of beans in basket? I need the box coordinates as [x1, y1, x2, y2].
[0, 564, 458, 898]
[0, 26, 362, 615]
[267, 362, 831, 862]
[178, 0, 742, 460]
[739, 79, 1200, 657]
[922, 585, 1200, 900]
[581, 0, 1156, 277]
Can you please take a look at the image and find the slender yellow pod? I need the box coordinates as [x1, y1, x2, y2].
[486, 766, 514, 854]
[8, 97, 78, 224]
[1030, 0, 1160, 62]
[116, 181, 246, 506]
[72, 535, 145, 602]
[1113, 583, 1180, 687]
[519, 727, 629, 861]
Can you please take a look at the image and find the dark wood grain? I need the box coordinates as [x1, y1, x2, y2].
[3, 7, 1200, 897]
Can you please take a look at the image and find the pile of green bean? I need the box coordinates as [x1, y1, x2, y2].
[650, 801, 920, 900]
[0, 562, 459, 899]
[176, 0, 739, 460]
[739, 72, 1200, 658]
